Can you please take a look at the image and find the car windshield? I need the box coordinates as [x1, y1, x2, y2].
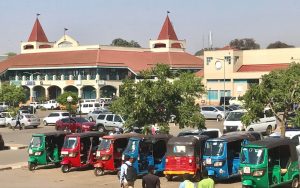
[226, 112, 244, 121]
[241, 147, 265, 164]
[216, 106, 224, 111]
[75, 118, 89, 123]
[63, 137, 77, 149]
[25, 115, 35, 118]
[99, 139, 111, 150]
[124, 140, 138, 153]
[30, 136, 42, 148]
[204, 141, 224, 156]
[62, 113, 70, 117]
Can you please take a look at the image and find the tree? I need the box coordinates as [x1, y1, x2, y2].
[110, 64, 205, 133]
[0, 83, 26, 106]
[229, 38, 260, 50]
[267, 41, 294, 49]
[5, 52, 17, 57]
[194, 48, 209, 56]
[241, 63, 300, 138]
[111, 38, 141, 48]
[56, 92, 78, 113]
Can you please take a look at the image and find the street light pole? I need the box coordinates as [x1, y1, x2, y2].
[67, 96, 73, 132]
[215, 59, 226, 118]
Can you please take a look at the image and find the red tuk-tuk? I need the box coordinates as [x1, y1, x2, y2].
[164, 135, 209, 181]
[93, 133, 142, 176]
[60, 132, 105, 173]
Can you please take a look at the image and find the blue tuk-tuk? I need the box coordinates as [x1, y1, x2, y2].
[202, 132, 258, 180]
[122, 134, 172, 175]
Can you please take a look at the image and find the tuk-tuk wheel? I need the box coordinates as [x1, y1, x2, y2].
[94, 167, 104, 176]
[266, 125, 272, 135]
[61, 164, 70, 173]
[165, 175, 173, 181]
[292, 177, 299, 188]
[28, 163, 36, 171]
[242, 186, 252, 188]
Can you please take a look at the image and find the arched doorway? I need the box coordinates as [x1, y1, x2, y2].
[100, 85, 117, 98]
[33, 86, 45, 102]
[48, 86, 61, 100]
[22, 86, 30, 101]
[64, 85, 78, 95]
[82, 86, 96, 99]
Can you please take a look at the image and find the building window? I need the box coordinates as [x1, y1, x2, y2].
[207, 79, 219, 83]
[208, 90, 218, 100]
[220, 90, 231, 97]
[206, 57, 213, 65]
[234, 56, 239, 64]
[224, 56, 231, 64]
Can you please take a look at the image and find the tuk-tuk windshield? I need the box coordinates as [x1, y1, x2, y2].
[99, 139, 111, 150]
[124, 139, 138, 153]
[241, 147, 265, 165]
[226, 111, 244, 121]
[204, 141, 224, 156]
[63, 137, 77, 149]
[30, 136, 42, 148]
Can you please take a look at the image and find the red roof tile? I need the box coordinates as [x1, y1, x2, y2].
[157, 16, 178, 40]
[195, 69, 204, 77]
[28, 18, 49, 42]
[0, 50, 203, 74]
[237, 63, 289, 72]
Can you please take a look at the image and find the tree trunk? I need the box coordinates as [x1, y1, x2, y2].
[280, 121, 285, 138]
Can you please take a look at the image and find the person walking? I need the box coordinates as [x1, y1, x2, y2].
[120, 156, 137, 188]
[197, 170, 215, 188]
[142, 165, 160, 188]
[179, 173, 195, 188]
[13, 113, 21, 130]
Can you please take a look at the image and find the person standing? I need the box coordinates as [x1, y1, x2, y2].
[142, 165, 160, 188]
[120, 156, 137, 188]
[179, 173, 195, 188]
[197, 170, 215, 188]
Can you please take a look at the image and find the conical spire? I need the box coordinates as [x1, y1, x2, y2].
[28, 18, 49, 42]
[157, 15, 178, 40]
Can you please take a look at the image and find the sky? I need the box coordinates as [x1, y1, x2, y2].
[1, 0, 300, 55]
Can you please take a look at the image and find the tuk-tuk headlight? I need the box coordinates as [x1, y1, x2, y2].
[101, 155, 111, 161]
[202, 160, 206, 166]
[34, 151, 42, 156]
[122, 155, 125, 161]
[28, 149, 33, 155]
[214, 161, 223, 167]
[253, 170, 264, 177]
[96, 151, 101, 158]
[69, 152, 77, 157]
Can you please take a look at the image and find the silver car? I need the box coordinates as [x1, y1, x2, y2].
[7, 114, 40, 129]
[200, 106, 226, 121]
[87, 108, 110, 122]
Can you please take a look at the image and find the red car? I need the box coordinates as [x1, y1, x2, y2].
[55, 117, 96, 132]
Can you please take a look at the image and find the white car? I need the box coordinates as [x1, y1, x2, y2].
[1, 112, 13, 126]
[0, 114, 5, 127]
[41, 100, 59, 110]
[223, 108, 277, 135]
[43, 112, 70, 126]
[7, 114, 40, 129]
[29, 102, 41, 109]
[229, 97, 244, 106]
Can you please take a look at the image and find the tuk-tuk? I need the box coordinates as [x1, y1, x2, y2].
[164, 135, 209, 181]
[93, 133, 142, 176]
[122, 134, 172, 175]
[28, 131, 70, 171]
[240, 137, 300, 188]
[202, 132, 257, 180]
[60, 132, 105, 173]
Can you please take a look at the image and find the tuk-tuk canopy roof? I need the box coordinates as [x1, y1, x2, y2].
[67, 132, 105, 138]
[130, 134, 172, 142]
[208, 131, 256, 143]
[33, 131, 70, 137]
[168, 135, 209, 146]
[103, 133, 144, 140]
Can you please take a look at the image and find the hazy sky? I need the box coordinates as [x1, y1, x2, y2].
[1, 0, 300, 55]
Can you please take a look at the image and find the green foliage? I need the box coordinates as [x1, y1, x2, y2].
[110, 64, 205, 132]
[267, 41, 294, 49]
[229, 38, 260, 50]
[5, 52, 17, 57]
[111, 38, 141, 48]
[0, 83, 26, 106]
[56, 92, 78, 105]
[242, 63, 300, 137]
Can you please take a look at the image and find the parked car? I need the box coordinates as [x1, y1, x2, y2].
[55, 117, 96, 132]
[41, 100, 59, 110]
[1, 112, 13, 126]
[77, 102, 102, 114]
[19, 105, 35, 114]
[7, 114, 40, 129]
[87, 109, 110, 122]
[0, 114, 6, 127]
[0, 133, 4, 150]
[18, 110, 30, 115]
[200, 106, 226, 121]
[229, 97, 244, 106]
[177, 128, 222, 138]
[29, 102, 41, 109]
[95, 113, 125, 133]
[43, 112, 70, 126]
[223, 108, 277, 135]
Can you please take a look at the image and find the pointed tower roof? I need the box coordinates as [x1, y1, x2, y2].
[157, 15, 178, 40]
[28, 18, 49, 42]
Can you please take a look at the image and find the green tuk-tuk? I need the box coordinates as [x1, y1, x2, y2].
[28, 131, 69, 171]
[240, 137, 300, 188]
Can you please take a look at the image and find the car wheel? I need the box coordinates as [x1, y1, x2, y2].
[21, 123, 25, 129]
[33, 126, 38, 129]
[94, 167, 104, 176]
[61, 164, 70, 173]
[51, 106, 54, 110]
[266, 125, 272, 135]
[43, 121, 48, 126]
[292, 176, 299, 188]
[248, 128, 254, 131]
[7, 123, 12, 129]
[165, 175, 173, 181]
[217, 115, 222, 121]
[89, 117, 93, 122]
[97, 125, 105, 133]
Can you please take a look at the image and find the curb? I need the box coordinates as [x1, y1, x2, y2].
[0, 162, 27, 171]
[5, 145, 28, 150]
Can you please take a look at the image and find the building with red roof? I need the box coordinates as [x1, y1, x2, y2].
[0, 15, 203, 101]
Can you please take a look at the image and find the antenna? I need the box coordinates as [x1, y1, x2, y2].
[209, 31, 213, 49]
